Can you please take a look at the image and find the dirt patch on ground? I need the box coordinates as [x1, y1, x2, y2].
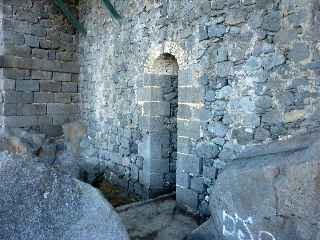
[92, 176, 140, 207]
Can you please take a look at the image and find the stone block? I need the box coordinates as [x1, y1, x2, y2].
[40, 81, 61, 92]
[1, 116, 38, 127]
[176, 170, 190, 188]
[34, 92, 54, 103]
[3, 91, 34, 104]
[25, 35, 39, 48]
[0, 80, 15, 90]
[47, 103, 80, 115]
[62, 82, 78, 92]
[0, 103, 17, 115]
[262, 10, 281, 32]
[190, 176, 205, 193]
[199, 24, 208, 41]
[2, 68, 30, 80]
[56, 51, 73, 62]
[31, 25, 47, 37]
[53, 114, 74, 126]
[16, 80, 39, 92]
[17, 92, 33, 104]
[39, 125, 63, 137]
[177, 120, 200, 139]
[176, 186, 199, 211]
[17, 104, 46, 116]
[208, 24, 226, 38]
[141, 116, 164, 132]
[32, 70, 52, 80]
[179, 87, 201, 103]
[71, 93, 80, 103]
[177, 137, 194, 155]
[177, 153, 202, 175]
[54, 93, 72, 103]
[31, 58, 79, 73]
[143, 102, 170, 117]
[177, 104, 192, 119]
[178, 68, 193, 86]
[1, 44, 31, 58]
[39, 39, 59, 50]
[32, 48, 48, 59]
[53, 72, 72, 82]
[2, 31, 25, 45]
[137, 87, 161, 102]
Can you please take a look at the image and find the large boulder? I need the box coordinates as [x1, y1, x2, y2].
[0, 152, 129, 240]
[207, 134, 320, 240]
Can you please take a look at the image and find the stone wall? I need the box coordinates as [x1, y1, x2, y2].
[0, 0, 80, 136]
[79, 0, 320, 214]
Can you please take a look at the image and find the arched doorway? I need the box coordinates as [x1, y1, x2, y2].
[139, 53, 178, 197]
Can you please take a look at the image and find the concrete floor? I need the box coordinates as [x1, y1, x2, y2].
[116, 194, 199, 240]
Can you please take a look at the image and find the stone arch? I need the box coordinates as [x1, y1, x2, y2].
[144, 41, 188, 74]
[139, 41, 203, 206]
[139, 51, 179, 197]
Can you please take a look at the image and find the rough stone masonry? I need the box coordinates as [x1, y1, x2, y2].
[79, 0, 320, 215]
[1, 0, 320, 239]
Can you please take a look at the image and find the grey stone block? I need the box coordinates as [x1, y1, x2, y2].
[62, 82, 78, 92]
[47, 103, 80, 115]
[56, 51, 73, 62]
[262, 10, 281, 32]
[40, 81, 61, 92]
[190, 176, 205, 193]
[71, 93, 80, 103]
[143, 102, 170, 117]
[176, 170, 190, 188]
[0, 103, 17, 116]
[34, 92, 54, 103]
[39, 39, 59, 50]
[1, 115, 38, 127]
[2, 68, 30, 80]
[176, 187, 199, 210]
[54, 93, 72, 103]
[53, 72, 72, 82]
[25, 35, 39, 48]
[179, 87, 201, 103]
[199, 25, 208, 41]
[208, 24, 226, 38]
[31, 25, 47, 37]
[177, 137, 194, 155]
[2, 31, 25, 45]
[0, 80, 15, 90]
[4, 91, 33, 104]
[32, 48, 48, 59]
[177, 120, 200, 139]
[32, 70, 52, 80]
[17, 104, 46, 116]
[1, 44, 31, 58]
[16, 80, 39, 92]
[177, 153, 202, 175]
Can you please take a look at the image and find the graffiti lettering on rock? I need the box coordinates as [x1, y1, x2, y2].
[222, 210, 276, 240]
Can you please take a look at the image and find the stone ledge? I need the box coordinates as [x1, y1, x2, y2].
[230, 131, 320, 162]
[0, 55, 79, 73]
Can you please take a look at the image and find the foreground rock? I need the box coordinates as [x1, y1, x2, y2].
[0, 152, 129, 240]
[204, 134, 320, 240]
[0, 128, 46, 156]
